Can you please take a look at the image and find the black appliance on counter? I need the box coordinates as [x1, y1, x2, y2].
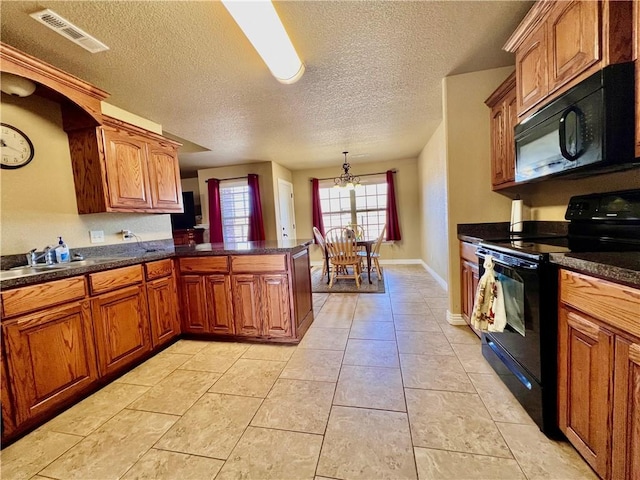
[170, 191, 197, 230]
[477, 189, 640, 437]
[515, 62, 637, 183]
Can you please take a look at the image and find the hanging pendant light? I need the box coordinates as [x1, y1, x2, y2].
[333, 151, 361, 189]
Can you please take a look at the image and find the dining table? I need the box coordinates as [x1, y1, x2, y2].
[325, 238, 376, 285]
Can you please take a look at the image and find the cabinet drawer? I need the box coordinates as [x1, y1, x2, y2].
[145, 258, 173, 280]
[231, 255, 286, 273]
[1, 277, 87, 319]
[460, 242, 478, 263]
[560, 270, 640, 338]
[89, 265, 143, 295]
[179, 256, 229, 273]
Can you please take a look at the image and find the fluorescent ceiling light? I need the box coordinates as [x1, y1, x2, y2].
[221, 0, 304, 84]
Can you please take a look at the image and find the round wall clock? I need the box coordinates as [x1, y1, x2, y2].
[1, 123, 34, 169]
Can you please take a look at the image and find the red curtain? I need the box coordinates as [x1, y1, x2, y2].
[247, 174, 265, 241]
[311, 178, 325, 236]
[386, 170, 401, 241]
[207, 178, 224, 243]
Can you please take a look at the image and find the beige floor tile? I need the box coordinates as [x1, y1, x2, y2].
[128, 370, 220, 415]
[251, 379, 335, 434]
[297, 327, 349, 351]
[0, 429, 83, 480]
[317, 406, 417, 480]
[424, 297, 450, 309]
[396, 330, 455, 356]
[42, 383, 149, 436]
[240, 343, 297, 361]
[40, 409, 178, 480]
[310, 311, 353, 329]
[178, 352, 238, 373]
[121, 448, 224, 480]
[451, 343, 496, 374]
[497, 422, 598, 479]
[198, 342, 249, 358]
[405, 388, 512, 458]
[349, 320, 396, 340]
[356, 294, 391, 306]
[420, 286, 448, 298]
[319, 304, 356, 317]
[414, 447, 526, 479]
[393, 314, 441, 332]
[216, 427, 323, 480]
[468, 373, 535, 425]
[392, 302, 431, 315]
[161, 339, 209, 355]
[115, 354, 192, 386]
[440, 323, 480, 344]
[343, 339, 399, 368]
[208, 359, 285, 397]
[279, 348, 343, 382]
[399, 354, 475, 392]
[352, 308, 394, 322]
[429, 308, 449, 324]
[155, 393, 261, 459]
[334, 365, 406, 412]
[390, 292, 428, 303]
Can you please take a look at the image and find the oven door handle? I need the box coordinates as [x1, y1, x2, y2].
[477, 249, 539, 270]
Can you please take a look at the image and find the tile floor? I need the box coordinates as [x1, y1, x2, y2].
[1, 266, 597, 480]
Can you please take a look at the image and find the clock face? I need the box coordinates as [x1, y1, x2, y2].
[1, 123, 34, 169]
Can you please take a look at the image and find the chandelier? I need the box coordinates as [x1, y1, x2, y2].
[333, 151, 361, 189]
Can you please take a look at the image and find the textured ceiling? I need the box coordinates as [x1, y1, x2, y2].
[0, 1, 532, 175]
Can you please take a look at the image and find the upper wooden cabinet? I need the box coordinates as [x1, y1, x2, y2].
[485, 72, 517, 189]
[505, 0, 633, 118]
[67, 119, 183, 214]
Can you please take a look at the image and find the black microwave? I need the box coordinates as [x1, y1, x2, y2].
[514, 62, 637, 182]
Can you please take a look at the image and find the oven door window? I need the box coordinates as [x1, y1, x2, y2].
[496, 270, 525, 336]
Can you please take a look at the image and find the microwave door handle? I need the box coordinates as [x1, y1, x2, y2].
[559, 106, 582, 161]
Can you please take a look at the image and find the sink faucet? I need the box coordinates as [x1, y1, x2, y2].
[26, 246, 56, 266]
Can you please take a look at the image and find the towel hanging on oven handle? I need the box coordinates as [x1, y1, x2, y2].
[470, 255, 507, 333]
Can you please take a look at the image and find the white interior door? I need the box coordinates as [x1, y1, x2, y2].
[277, 179, 296, 241]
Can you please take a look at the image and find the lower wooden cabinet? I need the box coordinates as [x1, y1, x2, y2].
[180, 274, 234, 335]
[91, 285, 151, 377]
[262, 274, 292, 338]
[459, 242, 480, 335]
[147, 275, 180, 347]
[558, 269, 640, 480]
[232, 275, 262, 336]
[2, 301, 98, 425]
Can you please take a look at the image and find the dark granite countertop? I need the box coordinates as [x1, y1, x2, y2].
[550, 252, 640, 288]
[457, 221, 569, 244]
[0, 239, 314, 290]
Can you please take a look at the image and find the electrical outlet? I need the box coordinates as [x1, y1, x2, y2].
[121, 229, 133, 241]
[89, 230, 104, 244]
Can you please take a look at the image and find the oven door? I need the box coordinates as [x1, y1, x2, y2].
[477, 250, 542, 382]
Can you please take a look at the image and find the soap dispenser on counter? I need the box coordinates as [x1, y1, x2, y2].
[55, 236, 70, 263]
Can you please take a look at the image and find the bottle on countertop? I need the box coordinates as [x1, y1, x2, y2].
[55, 236, 70, 263]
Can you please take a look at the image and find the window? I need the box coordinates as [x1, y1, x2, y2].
[319, 175, 387, 240]
[220, 179, 250, 243]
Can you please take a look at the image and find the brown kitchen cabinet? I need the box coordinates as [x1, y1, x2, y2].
[90, 266, 151, 377]
[173, 229, 205, 246]
[558, 269, 640, 479]
[145, 259, 181, 348]
[505, 0, 633, 119]
[459, 242, 480, 337]
[485, 72, 517, 189]
[0, 277, 98, 429]
[66, 118, 183, 214]
[232, 274, 262, 336]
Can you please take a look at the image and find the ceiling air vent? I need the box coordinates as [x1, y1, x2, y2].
[29, 9, 109, 53]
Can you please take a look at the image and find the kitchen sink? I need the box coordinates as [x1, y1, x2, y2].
[1, 257, 131, 281]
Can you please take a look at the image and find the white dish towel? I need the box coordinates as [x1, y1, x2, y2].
[470, 255, 507, 333]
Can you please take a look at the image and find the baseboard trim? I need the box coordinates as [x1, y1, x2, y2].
[446, 311, 467, 326]
[419, 261, 448, 292]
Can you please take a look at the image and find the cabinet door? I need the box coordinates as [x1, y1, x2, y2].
[3, 301, 98, 425]
[147, 276, 180, 347]
[232, 275, 261, 336]
[147, 144, 183, 212]
[516, 23, 548, 115]
[558, 307, 613, 478]
[205, 274, 234, 335]
[262, 274, 292, 338]
[547, 0, 600, 93]
[1, 340, 16, 439]
[612, 337, 640, 480]
[102, 129, 152, 210]
[504, 88, 517, 183]
[460, 261, 473, 323]
[92, 285, 151, 377]
[489, 104, 507, 186]
[180, 275, 209, 333]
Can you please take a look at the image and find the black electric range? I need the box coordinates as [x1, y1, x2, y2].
[475, 188, 639, 437]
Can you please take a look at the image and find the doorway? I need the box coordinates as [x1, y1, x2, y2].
[277, 179, 296, 241]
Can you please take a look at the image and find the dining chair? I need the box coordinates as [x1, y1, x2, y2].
[324, 227, 361, 288]
[358, 225, 386, 278]
[312, 226, 328, 277]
